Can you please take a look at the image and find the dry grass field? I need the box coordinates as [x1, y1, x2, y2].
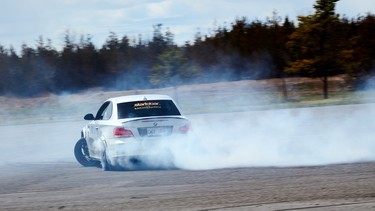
[0, 76, 374, 125]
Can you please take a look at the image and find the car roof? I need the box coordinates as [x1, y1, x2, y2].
[107, 94, 174, 104]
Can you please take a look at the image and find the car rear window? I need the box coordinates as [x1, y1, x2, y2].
[117, 100, 181, 119]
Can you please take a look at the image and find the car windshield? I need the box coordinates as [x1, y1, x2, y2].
[117, 100, 181, 119]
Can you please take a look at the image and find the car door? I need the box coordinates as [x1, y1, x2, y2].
[87, 101, 112, 158]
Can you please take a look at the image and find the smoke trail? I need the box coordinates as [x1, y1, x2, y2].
[130, 103, 375, 170]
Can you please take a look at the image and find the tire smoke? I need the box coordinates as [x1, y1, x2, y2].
[136, 104, 375, 170]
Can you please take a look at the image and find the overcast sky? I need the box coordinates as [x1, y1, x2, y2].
[1, 0, 374, 52]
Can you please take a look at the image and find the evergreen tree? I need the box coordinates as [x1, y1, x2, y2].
[341, 14, 375, 87]
[150, 47, 200, 87]
[286, 0, 341, 99]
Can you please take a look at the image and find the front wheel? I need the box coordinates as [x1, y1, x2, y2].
[74, 138, 99, 167]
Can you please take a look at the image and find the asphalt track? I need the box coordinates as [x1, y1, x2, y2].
[1, 104, 375, 210]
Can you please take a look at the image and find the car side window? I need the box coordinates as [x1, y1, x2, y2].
[102, 103, 113, 120]
[95, 101, 111, 120]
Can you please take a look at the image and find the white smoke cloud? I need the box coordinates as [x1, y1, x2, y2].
[126, 103, 375, 170]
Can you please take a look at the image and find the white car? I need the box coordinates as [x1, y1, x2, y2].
[74, 94, 191, 170]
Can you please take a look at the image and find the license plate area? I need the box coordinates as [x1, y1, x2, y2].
[138, 126, 173, 137]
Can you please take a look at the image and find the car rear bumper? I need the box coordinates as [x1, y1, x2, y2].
[105, 135, 185, 159]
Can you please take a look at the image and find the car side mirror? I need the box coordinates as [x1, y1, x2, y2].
[84, 113, 95, 120]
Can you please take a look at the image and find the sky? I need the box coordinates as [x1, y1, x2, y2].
[0, 0, 374, 52]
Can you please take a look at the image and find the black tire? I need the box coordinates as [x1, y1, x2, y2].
[74, 138, 99, 167]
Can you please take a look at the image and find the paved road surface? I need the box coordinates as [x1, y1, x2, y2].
[1, 162, 375, 210]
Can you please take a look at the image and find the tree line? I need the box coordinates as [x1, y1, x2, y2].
[0, 0, 374, 98]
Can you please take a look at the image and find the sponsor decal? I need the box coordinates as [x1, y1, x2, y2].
[134, 102, 161, 110]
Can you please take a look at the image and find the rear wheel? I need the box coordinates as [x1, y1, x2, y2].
[74, 138, 99, 167]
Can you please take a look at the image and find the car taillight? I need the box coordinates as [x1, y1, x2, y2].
[179, 124, 190, 134]
[114, 127, 133, 138]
